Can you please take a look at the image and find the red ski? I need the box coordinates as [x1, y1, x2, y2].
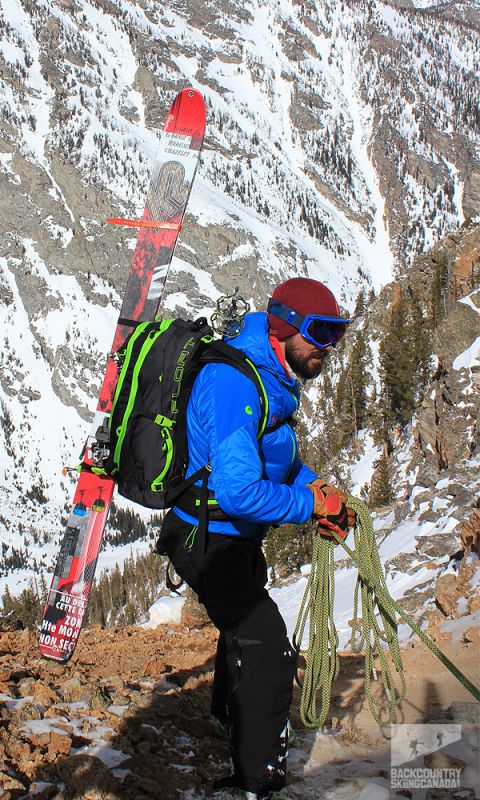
[39, 88, 206, 662]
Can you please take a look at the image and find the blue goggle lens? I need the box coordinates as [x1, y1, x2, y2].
[303, 318, 347, 347]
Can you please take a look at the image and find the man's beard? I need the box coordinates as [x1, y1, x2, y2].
[284, 336, 328, 380]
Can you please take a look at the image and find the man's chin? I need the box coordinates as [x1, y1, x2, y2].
[285, 342, 328, 380]
[307, 355, 326, 376]
[294, 359, 325, 380]
[307, 365, 324, 379]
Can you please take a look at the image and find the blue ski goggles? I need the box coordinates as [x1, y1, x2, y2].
[268, 299, 352, 348]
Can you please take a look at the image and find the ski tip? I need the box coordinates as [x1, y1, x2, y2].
[180, 86, 204, 101]
[164, 88, 206, 137]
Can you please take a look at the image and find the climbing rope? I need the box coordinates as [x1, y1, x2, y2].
[293, 495, 480, 729]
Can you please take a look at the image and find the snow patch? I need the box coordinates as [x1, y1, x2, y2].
[143, 595, 186, 628]
[452, 336, 480, 371]
[439, 609, 480, 643]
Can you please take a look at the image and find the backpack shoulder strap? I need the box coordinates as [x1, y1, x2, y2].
[200, 340, 269, 438]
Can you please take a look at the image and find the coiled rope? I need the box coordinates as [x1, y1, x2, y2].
[293, 495, 480, 729]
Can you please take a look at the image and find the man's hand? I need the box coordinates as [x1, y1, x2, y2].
[307, 479, 356, 541]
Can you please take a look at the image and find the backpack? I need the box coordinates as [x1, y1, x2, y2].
[92, 317, 269, 510]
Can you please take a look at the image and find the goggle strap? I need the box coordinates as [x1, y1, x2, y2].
[268, 299, 305, 331]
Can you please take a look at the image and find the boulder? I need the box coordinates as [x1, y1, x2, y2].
[143, 657, 165, 677]
[0, 771, 26, 793]
[58, 676, 82, 703]
[33, 681, 58, 708]
[435, 574, 460, 618]
[28, 730, 51, 747]
[11, 701, 43, 724]
[56, 753, 118, 794]
[79, 684, 110, 711]
[17, 677, 36, 697]
[48, 730, 72, 756]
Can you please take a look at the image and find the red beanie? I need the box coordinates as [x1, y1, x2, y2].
[268, 277, 341, 340]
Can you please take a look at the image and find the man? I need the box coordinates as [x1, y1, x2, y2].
[157, 277, 355, 799]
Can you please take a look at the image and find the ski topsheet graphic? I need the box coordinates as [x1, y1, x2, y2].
[39, 88, 206, 662]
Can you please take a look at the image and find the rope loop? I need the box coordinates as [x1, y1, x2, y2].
[294, 495, 480, 729]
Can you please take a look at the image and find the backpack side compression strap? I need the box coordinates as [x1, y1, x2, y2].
[109, 319, 174, 476]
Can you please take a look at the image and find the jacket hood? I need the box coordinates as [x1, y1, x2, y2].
[225, 312, 297, 388]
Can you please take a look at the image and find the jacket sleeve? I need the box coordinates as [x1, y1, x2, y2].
[288, 458, 318, 487]
[192, 363, 314, 524]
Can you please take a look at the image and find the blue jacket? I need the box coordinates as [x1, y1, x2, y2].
[174, 312, 316, 538]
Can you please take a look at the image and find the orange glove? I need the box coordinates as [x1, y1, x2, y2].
[307, 479, 356, 541]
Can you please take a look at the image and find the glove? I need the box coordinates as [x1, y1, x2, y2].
[307, 479, 356, 541]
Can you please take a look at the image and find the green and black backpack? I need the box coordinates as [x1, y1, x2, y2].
[96, 317, 269, 511]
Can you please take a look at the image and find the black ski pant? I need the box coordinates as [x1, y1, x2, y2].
[156, 511, 297, 796]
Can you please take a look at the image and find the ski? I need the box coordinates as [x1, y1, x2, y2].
[39, 88, 206, 662]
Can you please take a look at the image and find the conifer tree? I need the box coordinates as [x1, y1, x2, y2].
[369, 450, 394, 508]
[329, 330, 371, 453]
[1, 585, 14, 616]
[264, 523, 312, 580]
[85, 549, 165, 628]
[353, 287, 367, 317]
[378, 289, 431, 429]
[431, 250, 451, 324]
[349, 331, 370, 431]
[330, 370, 353, 452]
[1, 581, 46, 629]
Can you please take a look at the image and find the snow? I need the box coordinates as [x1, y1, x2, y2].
[468, 563, 480, 590]
[107, 704, 129, 717]
[17, 711, 130, 775]
[72, 741, 130, 768]
[95, 539, 151, 578]
[0, 0, 55, 163]
[0, 245, 123, 597]
[0, 692, 34, 707]
[436, 477, 451, 490]
[452, 336, 480, 371]
[348, 433, 381, 495]
[460, 291, 480, 316]
[166, 256, 221, 316]
[327, 36, 394, 292]
[432, 496, 451, 512]
[410, 484, 428, 501]
[373, 511, 395, 531]
[143, 595, 186, 627]
[439, 609, 480, 643]
[0, 153, 20, 183]
[20, 718, 69, 737]
[446, 159, 466, 227]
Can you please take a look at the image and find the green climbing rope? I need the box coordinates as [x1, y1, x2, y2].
[293, 495, 480, 729]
